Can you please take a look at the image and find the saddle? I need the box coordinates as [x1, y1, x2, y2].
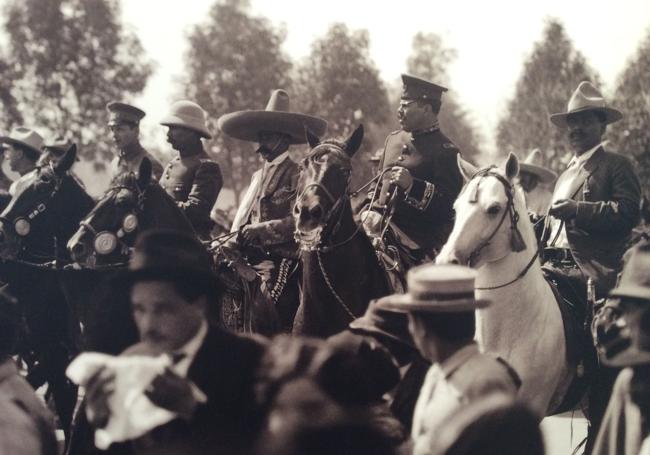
[542, 266, 598, 414]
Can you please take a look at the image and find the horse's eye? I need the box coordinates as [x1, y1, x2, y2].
[486, 204, 501, 216]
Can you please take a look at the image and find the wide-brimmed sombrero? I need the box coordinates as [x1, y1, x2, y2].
[550, 81, 622, 128]
[376, 263, 490, 314]
[217, 89, 327, 144]
[519, 149, 557, 184]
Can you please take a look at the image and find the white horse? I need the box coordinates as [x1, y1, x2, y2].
[437, 153, 575, 416]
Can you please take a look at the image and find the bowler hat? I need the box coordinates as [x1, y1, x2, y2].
[550, 81, 622, 128]
[518, 149, 557, 184]
[401, 74, 447, 102]
[610, 243, 650, 301]
[160, 100, 212, 139]
[106, 102, 146, 126]
[217, 89, 327, 144]
[376, 263, 490, 313]
[115, 229, 221, 299]
[0, 127, 44, 157]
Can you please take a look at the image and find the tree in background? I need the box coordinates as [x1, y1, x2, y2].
[496, 18, 600, 172]
[405, 32, 483, 164]
[608, 27, 650, 199]
[293, 23, 391, 187]
[0, 57, 22, 131]
[180, 0, 291, 207]
[4, 0, 152, 167]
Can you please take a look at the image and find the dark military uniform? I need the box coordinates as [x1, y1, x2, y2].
[376, 127, 463, 256]
[159, 150, 222, 240]
[109, 146, 163, 182]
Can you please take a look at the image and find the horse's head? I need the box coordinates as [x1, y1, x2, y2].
[67, 158, 152, 267]
[437, 153, 529, 268]
[293, 125, 364, 250]
[0, 145, 79, 261]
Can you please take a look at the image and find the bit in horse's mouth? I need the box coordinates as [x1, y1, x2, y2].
[294, 227, 324, 251]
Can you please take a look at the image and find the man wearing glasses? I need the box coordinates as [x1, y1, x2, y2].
[361, 74, 464, 289]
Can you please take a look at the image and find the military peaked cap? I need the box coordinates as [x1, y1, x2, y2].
[106, 102, 146, 126]
[401, 74, 448, 102]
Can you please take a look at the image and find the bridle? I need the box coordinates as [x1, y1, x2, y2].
[76, 182, 145, 267]
[464, 166, 539, 291]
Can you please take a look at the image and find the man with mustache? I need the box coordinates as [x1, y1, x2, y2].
[159, 100, 223, 240]
[544, 81, 641, 451]
[361, 74, 463, 291]
[217, 90, 327, 332]
[106, 102, 163, 182]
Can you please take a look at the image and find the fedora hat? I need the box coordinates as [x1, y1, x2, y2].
[349, 299, 415, 348]
[550, 81, 622, 128]
[376, 264, 490, 313]
[115, 229, 222, 299]
[602, 306, 650, 367]
[610, 243, 650, 301]
[43, 137, 74, 157]
[518, 149, 557, 184]
[160, 100, 212, 139]
[217, 89, 327, 144]
[0, 127, 43, 157]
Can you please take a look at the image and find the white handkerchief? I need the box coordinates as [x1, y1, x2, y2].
[66, 352, 175, 449]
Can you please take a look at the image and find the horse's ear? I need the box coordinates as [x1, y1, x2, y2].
[501, 152, 520, 181]
[305, 127, 320, 149]
[137, 157, 152, 190]
[457, 155, 478, 182]
[343, 124, 364, 157]
[53, 143, 77, 176]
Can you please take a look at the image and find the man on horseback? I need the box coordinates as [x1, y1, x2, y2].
[545, 80, 642, 451]
[106, 101, 163, 182]
[0, 127, 43, 194]
[361, 74, 463, 291]
[217, 89, 327, 332]
[159, 100, 223, 240]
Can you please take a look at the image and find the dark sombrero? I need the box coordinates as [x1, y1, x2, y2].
[217, 89, 327, 144]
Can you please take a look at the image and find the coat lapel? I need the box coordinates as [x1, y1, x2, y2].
[263, 157, 291, 196]
[567, 147, 604, 200]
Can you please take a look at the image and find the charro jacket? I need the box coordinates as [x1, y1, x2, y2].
[546, 146, 641, 291]
[375, 128, 463, 253]
[159, 151, 222, 239]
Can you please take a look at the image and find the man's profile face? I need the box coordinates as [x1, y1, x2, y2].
[397, 99, 428, 132]
[257, 131, 288, 162]
[166, 126, 198, 152]
[518, 172, 539, 192]
[4, 144, 24, 172]
[566, 111, 604, 154]
[130, 280, 205, 353]
[110, 123, 139, 150]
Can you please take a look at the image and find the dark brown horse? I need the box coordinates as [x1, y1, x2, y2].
[293, 125, 391, 338]
[0, 145, 95, 436]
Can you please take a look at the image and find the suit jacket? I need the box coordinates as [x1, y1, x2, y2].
[118, 327, 266, 455]
[592, 368, 645, 455]
[376, 128, 463, 253]
[0, 359, 58, 455]
[110, 146, 164, 182]
[411, 345, 519, 455]
[548, 147, 641, 291]
[159, 151, 223, 239]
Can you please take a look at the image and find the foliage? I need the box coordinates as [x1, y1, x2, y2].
[496, 18, 601, 172]
[608, 27, 650, 197]
[180, 0, 292, 206]
[4, 0, 153, 167]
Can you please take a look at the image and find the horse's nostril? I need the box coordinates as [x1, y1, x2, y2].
[310, 205, 323, 221]
[450, 257, 460, 265]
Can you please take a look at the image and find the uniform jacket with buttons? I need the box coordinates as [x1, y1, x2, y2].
[376, 128, 463, 253]
[159, 151, 222, 239]
[110, 146, 164, 183]
[544, 146, 641, 291]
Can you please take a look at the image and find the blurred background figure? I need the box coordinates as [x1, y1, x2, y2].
[517, 148, 557, 217]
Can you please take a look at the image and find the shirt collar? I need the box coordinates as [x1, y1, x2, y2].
[439, 342, 479, 378]
[568, 142, 602, 168]
[171, 320, 208, 365]
[266, 151, 289, 167]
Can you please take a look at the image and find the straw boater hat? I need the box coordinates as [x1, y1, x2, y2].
[602, 243, 650, 367]
[550, 81, 623, 128]
[0, 127, 44, 157]
[518, 149, 557, 184]
[217, 89, 327, 144]
[376, 263, 490, 313]
[160, 100, 212, 139]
